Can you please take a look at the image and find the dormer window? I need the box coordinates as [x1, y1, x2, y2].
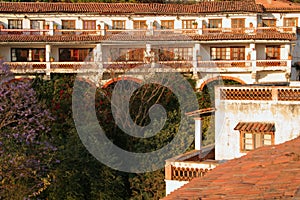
[234, 122, 275, 152]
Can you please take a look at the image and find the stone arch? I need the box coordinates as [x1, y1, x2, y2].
[199, 76, 246, 91]
[102, 77, 142, 89]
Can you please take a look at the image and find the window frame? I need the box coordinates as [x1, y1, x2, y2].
[8, 19, 22, 29]
[240, 131, 274, 152]
[182, 20, 196, 29]
[210, 46, 245, 60]
[133, 20, 147, 29]
[262, 19, 276, 27]
[161, 20, 174, 30]
[283, 17, 298, 27]
[209, 19, 222, 28]
[83, 20, 96, 30]
[11, 48, 45, 62]
[266, 45, 281, 60]
[112, 20, 126, 30]
[59, 48, 93, 62]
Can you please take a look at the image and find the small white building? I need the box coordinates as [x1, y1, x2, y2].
[165, 85, 300, 196]
[215, 85, 300, 161]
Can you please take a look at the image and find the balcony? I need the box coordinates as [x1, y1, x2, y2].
[2, 59, 290, 74]
[197, 59, 290, 73]
[165, 145, 219, 195]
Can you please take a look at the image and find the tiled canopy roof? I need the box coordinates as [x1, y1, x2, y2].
[0, 32, 296, 43]
[163, 136, 300, 200]
[0, 1, 262, 14]
[234, 122, 275, 132]
[256, 0, 300, 12]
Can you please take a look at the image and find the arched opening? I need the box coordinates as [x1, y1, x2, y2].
[199, 76, 246, 91]
[102, 77, 142, 89]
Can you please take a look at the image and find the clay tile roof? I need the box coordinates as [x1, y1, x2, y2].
[256, 0, 300, 12]
[0, 32, 296, 43]
[234, 122, 275, 132]
[163, 136, 300, 200]
[0, 1, 262, 14]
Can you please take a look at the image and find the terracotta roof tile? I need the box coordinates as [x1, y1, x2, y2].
[234, 122, 275, 132]
[163, 136, 300, 200]
[0, 1, 262, 14]
[0, 32, 296, 43]
[256, 0, 300, 12]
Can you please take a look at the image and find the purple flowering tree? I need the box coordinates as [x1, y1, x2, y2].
[0, 67, 55, 198]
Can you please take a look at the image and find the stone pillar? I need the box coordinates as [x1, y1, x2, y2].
[194, 117, 202, 150]
[46, 44, 51, 76]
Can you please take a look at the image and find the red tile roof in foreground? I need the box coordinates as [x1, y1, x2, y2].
[163, 136, 300, 200]
[0, 1, 262, 14]
[0, 32, 296, 43]
[234, 122, 275, 132]
[256, 0, 300, 12]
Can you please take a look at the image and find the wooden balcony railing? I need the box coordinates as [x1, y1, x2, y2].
[2, 59, 290, 74]
[256, 60, 287, 67]
[197, 60, 252, 68]
[0, 26, 296, 37]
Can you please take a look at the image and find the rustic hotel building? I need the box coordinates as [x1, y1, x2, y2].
[1, 0, 300, 196]
[0, 0, 298, 88]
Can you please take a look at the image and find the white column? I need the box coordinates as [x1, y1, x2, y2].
[46, 44, 51, 76]
[94, 44, 102, 63]
[250, 43, 257, 83]
[193, 43, 200, 78]
[194, 117, 202, 150]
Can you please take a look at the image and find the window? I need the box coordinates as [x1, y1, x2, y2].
[266, 45, 280, 59]
[182, 20, 195, 29]
[83, 20, 96, 30]
[59, 48, 93, 62]
[231, 47, 245, 60]
[155, 47, 192, 61]
[161, 20, 174, 29]
[211, 47, 228, 60]
[62, 20, 76, 29]
[30, 20, 45, 35]
[62, 20, 76, 34]
[211, 47, 245, 60]
[112, 20, 126, 30]
[8, 19, 22, 29]
[133, 21, 147, 29]
[284, 18, 298, 27]
[30, 20, 45, 29]
[235, 122, 275, 152]
[209, 19, 222, 28]
[262, 19, 276, 27]
[231, 19, 245, 33]
[241, 132, 273, 151]
[11, 48, 45, 62]
[120, 48, 145, 61]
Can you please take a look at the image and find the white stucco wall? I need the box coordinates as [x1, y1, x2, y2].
[215, 86, 300, 161]
[165, 180, 189, 196]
